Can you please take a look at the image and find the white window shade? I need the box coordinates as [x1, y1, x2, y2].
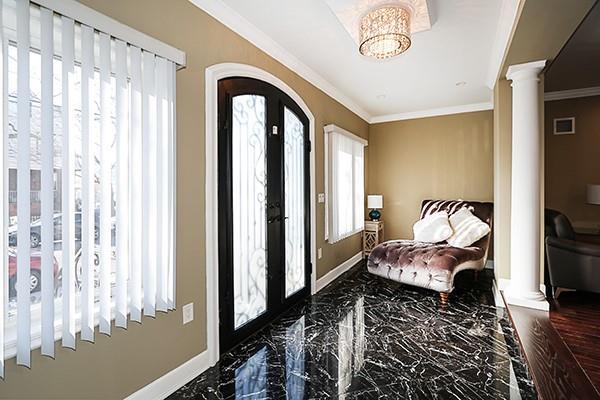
[324, 124, 367, 244]
[0, 0, 181, 377]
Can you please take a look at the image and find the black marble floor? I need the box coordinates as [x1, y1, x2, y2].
[170, 263, 537, 399]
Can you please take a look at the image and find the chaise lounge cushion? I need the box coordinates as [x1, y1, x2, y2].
[368, 200, 493, 293]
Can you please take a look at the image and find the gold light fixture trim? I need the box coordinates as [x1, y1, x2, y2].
[359, 6, 412, 59]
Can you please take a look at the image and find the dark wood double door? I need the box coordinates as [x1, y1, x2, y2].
[218, 78, 311, 353]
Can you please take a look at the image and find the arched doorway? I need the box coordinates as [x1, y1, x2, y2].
[217, 77, 311, 353]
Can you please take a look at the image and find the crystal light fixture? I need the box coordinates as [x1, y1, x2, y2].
[359, 6, 411, 59]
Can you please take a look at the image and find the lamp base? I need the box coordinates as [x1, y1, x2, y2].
[369, 209, 381, 221]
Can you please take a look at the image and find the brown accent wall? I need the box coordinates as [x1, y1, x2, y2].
[0, 0, 368, 398]
[367, 111, 493, 243]
[545, 96, 600, 223]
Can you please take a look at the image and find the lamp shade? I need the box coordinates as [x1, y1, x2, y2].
[587, 184, 600, 205]
[367, 195, 383, 209]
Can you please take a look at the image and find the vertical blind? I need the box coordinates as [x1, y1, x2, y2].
[0, 0, 178, 377]
[325, 125, 366, 244]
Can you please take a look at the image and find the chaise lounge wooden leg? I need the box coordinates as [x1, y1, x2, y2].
[439, 292, 450, 305]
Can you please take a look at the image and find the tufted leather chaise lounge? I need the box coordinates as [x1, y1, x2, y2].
[367, 200, 493, 304]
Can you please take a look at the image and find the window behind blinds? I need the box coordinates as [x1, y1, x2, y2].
[324, 125, 366, 244]
[0, 0, 179, 376]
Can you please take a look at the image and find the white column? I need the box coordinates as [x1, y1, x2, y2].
[505, 60, 548, 311]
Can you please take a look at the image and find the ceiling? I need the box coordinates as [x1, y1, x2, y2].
[194, 0, 513, 122]
[545, 2, 600, 92]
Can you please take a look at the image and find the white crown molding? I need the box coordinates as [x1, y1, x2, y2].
[369, 101, 494, 124]
[544, 86, 600, 102]
[485, 0, 521, 89]
[188, 0, 371, 122]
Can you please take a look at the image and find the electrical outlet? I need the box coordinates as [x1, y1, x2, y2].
[183, 303, 194, 325]
[318, 193, 325, 203]
[318, 248, 322, 259]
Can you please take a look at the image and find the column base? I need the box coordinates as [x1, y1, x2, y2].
[503, 287, 549, 311]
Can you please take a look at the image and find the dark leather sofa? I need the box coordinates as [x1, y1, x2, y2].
[545, 209, 600, 297]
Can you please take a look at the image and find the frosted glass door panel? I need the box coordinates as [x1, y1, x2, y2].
[283, 108, 306, 298]
[232, 95, 267, 329]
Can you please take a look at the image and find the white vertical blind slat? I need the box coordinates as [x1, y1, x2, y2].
[40, 5, 55, 357]
[142, 51, 156, 317]
[167, 61, 175, 309]
[156, 57, 167, 312]
[129, 45, 143, 322]
[353, 143, 365, 231]
[99, 32, 112, 335]
[16, 0, 31, 367]
[1, 2, 178, 364]
[0, 0, 6, 378]
[80, 24, 95, 342]
[115, 39, 128, 327]
[61, 15, 76, 350]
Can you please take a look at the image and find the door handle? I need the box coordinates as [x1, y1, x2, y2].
[267, 216, 288, 224]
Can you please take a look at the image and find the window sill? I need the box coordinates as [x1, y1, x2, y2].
[327, 228, 364, 245]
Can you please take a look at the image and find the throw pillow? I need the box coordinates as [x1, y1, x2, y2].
[413, 211, 453, 243]
[447, 207, 490, 247]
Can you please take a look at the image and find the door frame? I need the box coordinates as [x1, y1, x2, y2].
[205, 63, 317, 366]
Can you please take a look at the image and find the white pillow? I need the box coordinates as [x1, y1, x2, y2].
[413, 211, 453, 243]
[447, 207, 491, 248]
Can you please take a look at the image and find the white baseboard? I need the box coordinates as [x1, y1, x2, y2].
[127, 251, 360, 399]
[485, 260, 494, 270]
[496, 278, 549, 311]
[316, 252, 363, 293]
[125, 350, 210, 400]
[497, 278, 546, 294]
[492, 278, 505, 308]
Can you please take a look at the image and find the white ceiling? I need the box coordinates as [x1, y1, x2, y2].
[194, 0, 513, 122]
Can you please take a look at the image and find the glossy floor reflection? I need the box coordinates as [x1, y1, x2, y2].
[170, 263, 537, 399]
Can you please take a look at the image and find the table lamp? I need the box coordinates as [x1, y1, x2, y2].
[587, 184, 600, 205]
[367, 195, 383, 221]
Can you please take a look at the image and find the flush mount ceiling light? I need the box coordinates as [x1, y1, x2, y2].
[359, 6, 411, 59]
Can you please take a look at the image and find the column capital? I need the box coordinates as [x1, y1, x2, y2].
[506, 60, 547, 82]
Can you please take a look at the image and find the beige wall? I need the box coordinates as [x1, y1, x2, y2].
[367, 111, 494, 242]
[545, 96, 600, 223]
[0, 1, 368, 398]
[493, 79, 512, 280]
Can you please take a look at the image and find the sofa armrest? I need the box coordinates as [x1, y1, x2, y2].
[546, 236, 600, 258]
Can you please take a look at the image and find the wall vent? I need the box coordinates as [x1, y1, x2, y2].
[553, 117, 575, 135]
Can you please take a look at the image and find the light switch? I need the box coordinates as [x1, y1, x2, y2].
[318, 248, 323, 259]
[183, 303, 194, 325]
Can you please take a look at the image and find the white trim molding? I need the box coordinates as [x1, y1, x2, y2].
[370, 102, 494, 124]
[125, 351, 210, 400]
[485, 0, 522, 89]
[34, 0, 186, 67]
[316, 252, 363, 293]
[497, 278, 549, 311]
[492, 279, 505, 308]
[204, 63, 317, 367]
[324, 124, 368, 146]
[189, 0, 370, 121]
[544, 86, 600, 102]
